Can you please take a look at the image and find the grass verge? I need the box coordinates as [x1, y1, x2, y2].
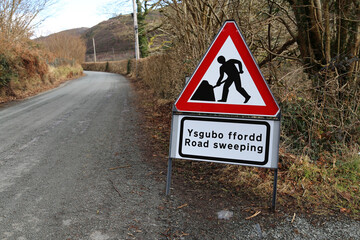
[0, 64, 83, 104]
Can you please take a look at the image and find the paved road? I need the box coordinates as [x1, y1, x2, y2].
[0, 72, 166, 239]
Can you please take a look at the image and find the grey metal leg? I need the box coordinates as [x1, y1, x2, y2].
[166, 158, 173, 195]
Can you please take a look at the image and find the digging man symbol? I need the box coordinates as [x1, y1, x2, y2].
[215, 55, 251, 103]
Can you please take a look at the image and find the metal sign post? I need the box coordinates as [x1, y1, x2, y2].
[166, 158, 172, 195]
[271, 168, 279, 211]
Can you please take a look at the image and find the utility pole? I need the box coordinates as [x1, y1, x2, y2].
[132, 0, 140, 60]
[92, 38, 97, 62]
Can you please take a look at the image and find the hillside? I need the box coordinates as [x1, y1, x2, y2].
[83, 14, 134, 62]
[36, 19, 133, 62]
[38, 11, 162, 62]
[83, 11, 163, 62]
[36, 28, 89, 41]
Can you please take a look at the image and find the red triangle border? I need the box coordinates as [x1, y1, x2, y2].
[175, 21, 280, 117]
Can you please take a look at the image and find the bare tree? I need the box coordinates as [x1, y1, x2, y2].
[283, 0, 360, 152]
[0, 0, 55, 41]
[157, 0, 359, 158]
[38, 32, 87, 64]
[158, 0, 298, 71]
[284, 0, 359, 86]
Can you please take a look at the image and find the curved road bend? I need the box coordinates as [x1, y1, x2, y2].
[0, 71, 166, 239]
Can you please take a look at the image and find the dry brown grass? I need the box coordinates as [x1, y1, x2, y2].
[0, 36, 83, 103]
[0, 63, 83, 103]
[220, 150, 360, 217]
[1, 39, 49, 99]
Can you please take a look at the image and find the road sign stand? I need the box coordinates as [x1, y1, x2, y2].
[166, 156, 280, 210]
[166, 20, 281, 210]
[166, 111, 281, 210]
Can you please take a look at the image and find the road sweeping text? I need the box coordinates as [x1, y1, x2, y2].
[184, 129, 264, 154]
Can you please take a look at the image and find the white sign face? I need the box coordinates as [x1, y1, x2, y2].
[170, 116, 280, 168]
[189, 37, 266, 106]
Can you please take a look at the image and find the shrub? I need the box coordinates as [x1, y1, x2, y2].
[0, 54, 14, 87]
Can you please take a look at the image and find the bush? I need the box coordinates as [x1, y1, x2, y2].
[0, 39, 49, 97]
[82, 61, 129, 75]
[127, 59, 132, 75]
[0, 54, 14, 87]
[0, 37, 85, 103]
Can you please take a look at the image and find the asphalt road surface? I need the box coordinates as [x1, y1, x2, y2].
[0, 72, 168, 239]
[1, 71, 359, 240]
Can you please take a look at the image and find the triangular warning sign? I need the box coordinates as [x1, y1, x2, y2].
[175, 21, 280, 117]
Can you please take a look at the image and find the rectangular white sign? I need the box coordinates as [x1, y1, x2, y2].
[170, 115, 280, 168]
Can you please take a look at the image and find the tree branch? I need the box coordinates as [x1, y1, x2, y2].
[259, 38, 298, 67]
